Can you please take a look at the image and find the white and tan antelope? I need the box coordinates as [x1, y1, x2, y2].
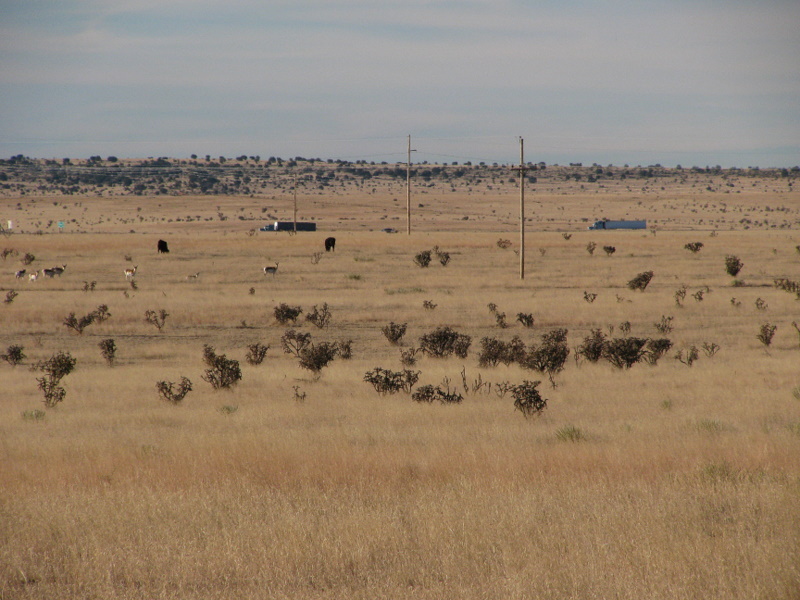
[124, 265, 138, 280]
[186, 272, 200, 281]
[263, 262, 279, 277]
[28, 272, 38, 282]
[15, 269, 26, 280]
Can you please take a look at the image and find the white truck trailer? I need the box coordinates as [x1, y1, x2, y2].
[588, 219, 646, 230]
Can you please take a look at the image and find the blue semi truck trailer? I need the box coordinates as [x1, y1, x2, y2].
[588, 219, 646, 230]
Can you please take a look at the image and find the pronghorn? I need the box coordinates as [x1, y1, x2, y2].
[186, 272, 200, 281]
[42, 268, 56, 278]
[263, 262, 279, 277]
[124, 265, 138, 280]
[51, 264, 67, 276]
[15, 269, 26, 280]
[28, 272, 38, 282]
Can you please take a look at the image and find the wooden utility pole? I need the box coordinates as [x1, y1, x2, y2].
[406, 135, 416, 235]
[514, 137, 528, 279]
[293, 174, 298, 233]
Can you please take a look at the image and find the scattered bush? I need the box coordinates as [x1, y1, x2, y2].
[422, 300, 437, 310]
[586, 241, 597, 255]
[755, 297, 767, 311]
[497, 238, 512, 249]
[413, 250, 432, 268]
[34, 351, 76, 407]
[305, 303, 332, 328]
[577, 329, 606, 363]
[201, 345, 242, 389]
[603, 245, 616, 257]
[654, 315, 674, 334]
[399, 347, 420, 367]
[412, 384, 463, 404]
[676, 346, 699, 366]
[674, 285, 687, 307]
[364, 367, 420, 394]
[281, 329, 312, 357]
[21, 409, 46, 422]
[583, 291, 597, 303]
[336, 339, 353, 360]
[21, 253, 35, 265]
[4, 290, 18, 304]
[1, 344, 25, 366]
[512, 380, 547, 418]
[274, 303, 302, 324]
[701, 342, 720, 357]
[487, 303, 508, 328]
[245, 342, 269, 365]
[520, 329, 569, 385]
[644, 338, 673, 365]
[418, 326, 471, 359]
[156, 377, 193, 404]
[298, 341, 338, 374]
[684, 242, 704, 253]
[757, 323, 777, 348]
[627, 270, 654, 292]
[602, 337, 648, 369]
[98, 338, 116, 366]
[478, 336, 525, 367]
[382, 322, 407, 345]
[725, 255, 744, 277]
[63, 305, 110, 335]
[433, 246, 451, 266]
[144, 309, 168, 332]
[516, 313, 534, 328]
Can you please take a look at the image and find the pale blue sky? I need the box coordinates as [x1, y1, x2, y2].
[2, 0, 798, 166]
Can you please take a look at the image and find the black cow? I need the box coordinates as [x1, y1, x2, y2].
[157, 239, 170, 254]
[324, 237, 336, 252]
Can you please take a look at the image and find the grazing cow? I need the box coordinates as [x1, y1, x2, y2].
[15, 269, 26, 280]
[157, 239, 170, 254]
[324, 237, 336, 252]
[124, 265, 138, 280]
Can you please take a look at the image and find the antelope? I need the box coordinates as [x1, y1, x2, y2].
[51, 264, 67, 276]
[263, 262, 279, 277]
[124, 265, 138, 280]
[42, 268, 56, 278]
[186, 272, 200, 281]
[15, 269, 26, 280]
[28, 272, 38, 282]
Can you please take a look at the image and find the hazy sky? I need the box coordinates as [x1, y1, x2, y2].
[2, 0, 798, 166]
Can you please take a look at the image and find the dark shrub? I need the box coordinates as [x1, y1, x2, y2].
[156, 377, 193, 404]
[281, 329, 312, 357]
[1, 344, 25, 366]
[413, 250, 432, 268]
[512, 380, 547, 418]
[685, 242, 704, 253]
[577, 329, 606, 363]
[298, 342, 338, 374]
[412, 384, 463, 404]
[364, 368, 420, 394]
[98, 338, 116, 366]
[305, 303, 332, 329]
[602, 337, 648, 369]
[382, 322, 407, 345]
[725, 255, 744, 277]
[627, 270, 654, 292]
[644, 338, 673, 365]
[274, 303, 302, 325]
[201, 345, 242, 389]
[245, 342, 269, 365]
[418, 326, 471, 359]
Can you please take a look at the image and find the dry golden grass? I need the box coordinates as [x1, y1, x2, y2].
[1, 180, 800, 599]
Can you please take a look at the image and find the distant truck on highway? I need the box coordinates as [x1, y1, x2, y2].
[260, 221, 317, 232]
[588, 219, 646, 231]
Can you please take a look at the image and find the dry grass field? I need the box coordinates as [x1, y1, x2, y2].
[1, 169, 800, 599]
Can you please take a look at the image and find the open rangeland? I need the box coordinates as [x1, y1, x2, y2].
[1, 175, 800, 599]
